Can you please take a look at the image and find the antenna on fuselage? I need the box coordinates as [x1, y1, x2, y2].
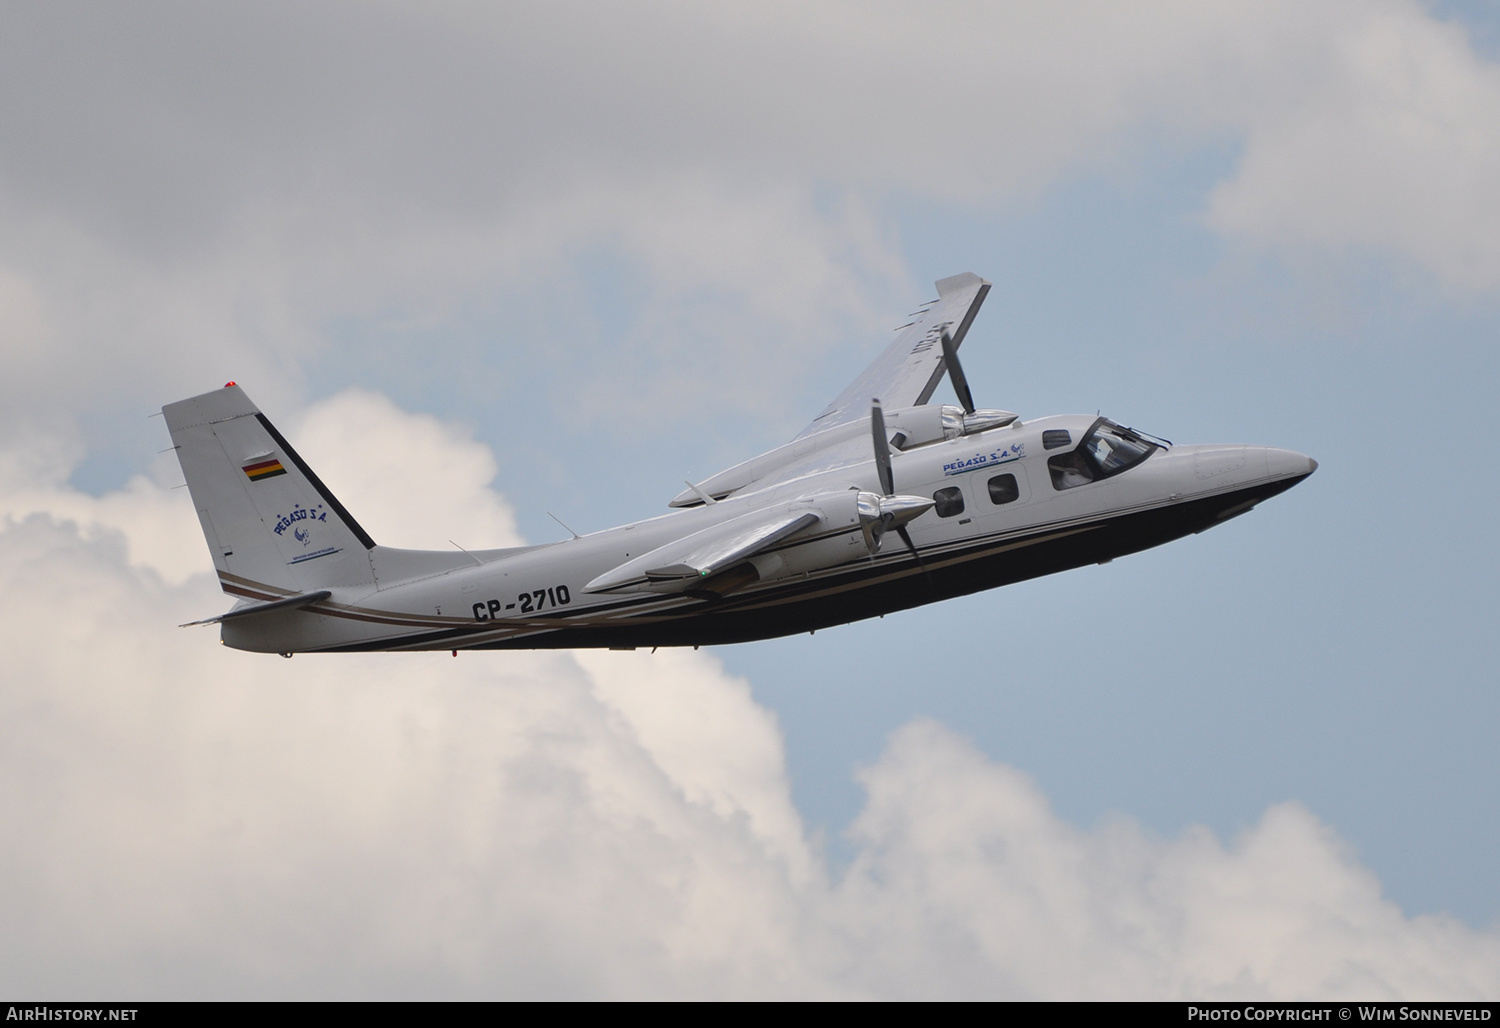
[449, 540, 484, 567]
[547, 511, 582, 539]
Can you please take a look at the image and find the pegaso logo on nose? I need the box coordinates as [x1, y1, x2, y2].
[273, 503, 329, 545]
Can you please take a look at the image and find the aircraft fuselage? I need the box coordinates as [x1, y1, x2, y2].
[218, 413, 1315, 653]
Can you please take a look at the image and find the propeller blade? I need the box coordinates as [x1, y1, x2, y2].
[940, 330, 975, 415]
[871, 401, 895, 496]
[895, 524, 920, 560]
[895, 525, 933, 585]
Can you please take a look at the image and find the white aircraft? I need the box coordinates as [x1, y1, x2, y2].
[164, 273, 1316, 655]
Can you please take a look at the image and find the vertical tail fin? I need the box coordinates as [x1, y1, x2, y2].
[162, 384, 376, 597]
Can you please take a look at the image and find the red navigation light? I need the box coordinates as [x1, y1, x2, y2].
[225, 381, 236, 388]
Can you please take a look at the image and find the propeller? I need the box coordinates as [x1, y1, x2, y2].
[940, 329, 1019, 434]
[871, 401, 895, 496]
[869, 400, 931, 570]
[940, 329, 975, 415]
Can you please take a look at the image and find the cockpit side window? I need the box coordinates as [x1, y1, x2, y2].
[1049, 418, 1158, 490]
[1048, 450, 1095, 490]
[1043, 429, 1072, 450]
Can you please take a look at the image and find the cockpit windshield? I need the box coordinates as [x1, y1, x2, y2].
[1048, 419, 1159, 490]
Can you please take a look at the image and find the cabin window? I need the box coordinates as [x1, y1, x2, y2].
[1049, 418, 1159, 490]
[987, 473, 1019, 504]
[1043, 429, 1072, 450]
[933, 486, 965, 518]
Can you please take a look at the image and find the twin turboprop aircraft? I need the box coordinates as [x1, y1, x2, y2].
[164, 273, 1316, 655]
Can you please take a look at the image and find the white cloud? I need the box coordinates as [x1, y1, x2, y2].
[580, 647, 816, 886]
[832, 721, 1500, 1000]
[0, 388, 523, 585]
[289, 388, 523, 551]
[0, 389, 1495, 999]
[1207, 4, 1500, 289]
[0, 433, 206, 587]
[0, 510, 828, 999]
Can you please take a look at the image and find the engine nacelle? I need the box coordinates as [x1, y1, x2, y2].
[743, 489, 934, 584]
[668, 405, 1018, 508]
[886, 405, 1019, 450]
[745, 490, 870, 583]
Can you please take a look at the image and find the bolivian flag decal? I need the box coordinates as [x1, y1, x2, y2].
[242, 457, 287, 482]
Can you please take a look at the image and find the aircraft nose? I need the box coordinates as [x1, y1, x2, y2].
[1266, 447, 1317, 480]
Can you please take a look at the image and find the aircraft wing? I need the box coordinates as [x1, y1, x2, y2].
[666, 272, 995, 508]
[796, 272, 991, 438]
[585, 508, 822, 593]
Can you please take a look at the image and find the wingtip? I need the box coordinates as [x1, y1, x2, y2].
[935, 272, 990, 298]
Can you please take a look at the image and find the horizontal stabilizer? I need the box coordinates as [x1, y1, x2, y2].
[586, 509, 821, 593]
[180, 590, 332, 628]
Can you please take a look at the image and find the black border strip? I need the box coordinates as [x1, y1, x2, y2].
[0, 1002, 1490, 1019]
[254, 412, 377, 550]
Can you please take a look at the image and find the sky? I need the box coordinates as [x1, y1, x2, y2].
[1, 0, 1498, 1000]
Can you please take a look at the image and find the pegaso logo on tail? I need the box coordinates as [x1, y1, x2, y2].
[273, 502, 329, 540]
[273, 502, 341, 565]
